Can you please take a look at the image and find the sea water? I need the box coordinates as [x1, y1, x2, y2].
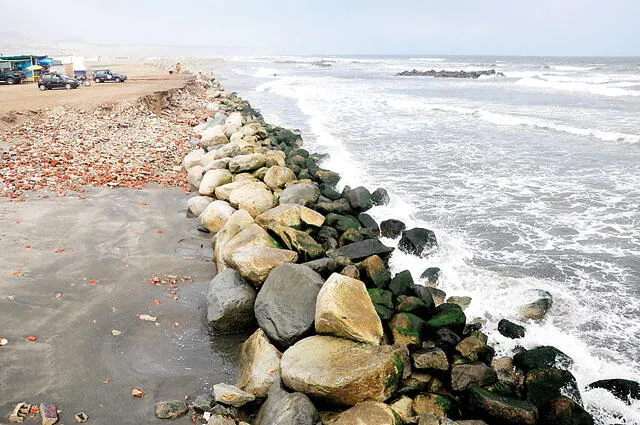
[214, 55, 640, 424]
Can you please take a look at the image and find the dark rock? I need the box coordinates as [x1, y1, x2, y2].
[338, 228, 365, 247]
[398, 228, 438, 256]
[314, 169, 341, 187]
[467, 386, 538, 425]
[323, 237, 338, 252]
[420, 267, 441, 283]
[254, 264, 324, 349]
[302, 257, 338, 278]
[371, 188, 390, 206]
[396, 69, 504, 79]
[368, 288, 394, 310]
[345, 186, 373, 213]
[390, 313, 427, 347]
[266, 224, 324, 261]
[486, 381, 515, 397]
[498, 319, 525, 339]
[316, 226, 339, 243]
[587, 378, 640, 404]
[207, 269, 257, 333]
[315, 199, 353, 215]
[389, 270, 414, 297]
[380, 219, 406, 239]
[358, 255, 391, 288]
[409, 283, 437, 311]
[319, 184, 343, 201]
[456, 336, 495, 364]
[279, 183, 320, 207]
[513, 346, 573, 373]
[357, 213, 380, 236]
[192, 393, 215, 413]
[412, 347, 449, 370]
[425, 303, 466, 336]
[396, 295, 431, 319]
[541, 396, 594, 425]
[451, 363, 498, 391]
[255, 380, 320, 425]
[525, 368, 581, 408]
[155, 400, 188, 419]
[427, 288, 447, 306]
[519, 291, 553, 320]
[326, 213, 361, 233]
[435, 328, 462, 353]
[374, 304, 394, 321]
[329, 239, 394, 262]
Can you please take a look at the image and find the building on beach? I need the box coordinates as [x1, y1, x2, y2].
[0, 54, 51, 81]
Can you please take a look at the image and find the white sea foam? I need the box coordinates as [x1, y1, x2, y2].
[516, 76, 640, 97]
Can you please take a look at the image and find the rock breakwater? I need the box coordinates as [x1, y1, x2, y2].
[396, 69, 505, 78]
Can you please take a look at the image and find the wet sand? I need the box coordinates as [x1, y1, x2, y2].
[0, 187, 246, 424]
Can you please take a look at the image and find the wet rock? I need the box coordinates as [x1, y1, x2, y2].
[413, 393, 454, 417]
[398, 228, 438, 256]
[358, 255, 391, 288]
[428, 288, 447, 306]
[315, 273, 384, 345]
[237, 328, 282, 398]
[207, 269, 257, 333]
[396, 296, 432, 319]
[425, 303, 466, 336]
[434, 328, 462, 352]
[315, 198, 353, 215]
[192, 393, 215, 412]
[326, 213, 361, 233]
[265, 224, 324, 261]
[281, 335, 404, 406]
[451, 363, 497, 391]
[255, 380, 319, 425]
[345, 186, 373, 213]
[389, 270, 414, 297]
[397, 69, 503, 78]
[207, 415, 236, 425]
[371, 187, 390, 206]
[333, 401, 401, 425]
[329, 239, 394, 262]
[390, 313, 426, 347]
[368, 288, 394, 310]
[380, 219, 406, 239]
[513, 346, 573, 373]
[491, 356, 518, 386]
[524, 368, 581, 408]
[230, 245, 298, 286]
[519, 291, 553, 320]
[279, 183, 320, 206]
[155, 400, 188, 419]
[467, 386, 538, 425]
[199, 169, 233, 196]
[498, 319, 525, 339]
[302, 257, 338, 277]
[199, 200, 237, 233]
[213, 383, 256, 407]
[314, 169, 341, 186]
[255, 264, 324, 349]
[447, 296, 472, 310]
[188, 195, 214, 217]
[358, 213, 380, 236]
[541, 396, 594, 425]
[412, 347, 449, 371]
[587, 378, 640, 404]
[420, 267, 441, 284]
[263, 166, 296, 189]
[456, 336, 495, 363]
[338, 228, 365, 247]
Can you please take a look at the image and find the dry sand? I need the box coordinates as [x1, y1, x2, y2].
[0, 187, 246, 424]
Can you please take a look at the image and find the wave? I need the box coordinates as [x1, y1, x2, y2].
[516, 76, 640, 97]
[387, 98, 640, 144]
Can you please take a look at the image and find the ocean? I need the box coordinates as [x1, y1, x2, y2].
[211, 55, 640, 424]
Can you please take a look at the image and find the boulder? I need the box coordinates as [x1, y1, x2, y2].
[213, 383, 256, 407]
[265, 224, 324, 261]
[232, 186, 276, 218]
[467, 386, 538, 425]
[450, 363, 497, 392]
[264, 150, 286, 167]
[255, 264, 324, 349]
[338, 228, 365, 247]
[396, 296, 432, 319]
[237, 329, 282, 398]
[155, 400, 188, 419]
[281, 335, 404, 406]
[199, 200, 237, 233]
[413, 393, 454, 417]
[215, 180, 255, 201]
[315, 199, 353, 215]
[199, 169, 233, 196]
[587, 379, 640, 404]
[207, 269, 257, 333]
[524, 368, 581, 408]
[207, 415, 237, 425]
[357, 255, 391, 288]
[389, 270, 414, 297]
[417, 413, 458, 425]
[315, 273, 384, 345]
[199, 125, 229, 148]
[358, 213, 380, 236]
[456, 336, 495, 363]
[513, 346, 573, 373]
[255, 204, 325, 229]
[263, 166, 296, 189]
[188, 195, 214, 217]
[345, 186, 373, 213]
[183, 148, 206, 169]
[519, 291, 553, 320]
[228, 153, 267, 173]
[491, 357, 518, 386]
[255, 381, 319, 425]
[368, 288, 394, 310]
[498, 319, 525, 339]
[301, 257, 339, 278]
[447, 296, 471, 310]
[389, 313, 426, 347]
[333, 401, 401, 425]
[420, 267, 441, 283]
[213, 209, 255, 272]
[187, 165, 205, 188]
[398, 228, 438, 256]
[221, 223, 276, 265]
[230, 245, 298, 286]
[279, 183, 320, 206]
[541, 396, 594, 425]
[326, 213, 361, 233]
[226, 112, 244, 128]
[329, 239, 394, 262]
[412, 347, 449, 371]
[371, 188, 390, 206]
[380, 219, 406, 239]
[314, 169, 341, 186]
[425, 303, 466, 336]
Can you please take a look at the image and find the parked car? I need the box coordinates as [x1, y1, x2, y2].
[0, 69, 22, 85]
[38, 73, 80, 90]
[93, 69, 127, 83]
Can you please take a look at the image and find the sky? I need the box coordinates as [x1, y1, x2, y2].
[2, 0, 639, 56]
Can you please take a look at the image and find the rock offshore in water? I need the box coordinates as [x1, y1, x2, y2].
[396, 69, 505, 78]
[154, 400, 188, 419]
[213, 383, 256, 407]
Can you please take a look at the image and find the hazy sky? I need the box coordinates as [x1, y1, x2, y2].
[2, 0, 639, 56]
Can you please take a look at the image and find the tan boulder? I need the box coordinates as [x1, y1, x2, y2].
[315, 273, 383, 345]
[215, 180, 254, 201]
[187, 165, 204, 188]
[199, 169, 233, 196]
[228, 182, 270, 207]
[221, 223, 277, 266]
[199, 200, 237, 233]
[263, 166, 296, 190]
[199, 125, 229, 148]
[390, 396, 415, 423]
[183, 148, 205, 169]
[239, 189, 276, 218]
[213, 210, 254, 272]
[255, 204, 325, 229]
[237, 329, 282, 398]
[187, 195, 214, 217]
[264, 150, 286, 167]
[228, 153, 267, 173]
[280, 335, 404, 406]
[333, 401, 401, 425]
[229, 245, 298, 286]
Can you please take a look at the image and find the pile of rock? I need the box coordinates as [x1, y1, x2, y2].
[396, 69, 505, 78]
[168, 74, 635, 425]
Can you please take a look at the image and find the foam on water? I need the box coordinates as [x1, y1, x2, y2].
[516, 76, 640, 97]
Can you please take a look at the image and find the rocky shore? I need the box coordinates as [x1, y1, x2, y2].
[396, 69, 504, 78]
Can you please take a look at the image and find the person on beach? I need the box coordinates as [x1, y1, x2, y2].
[176, 63, 181, 74]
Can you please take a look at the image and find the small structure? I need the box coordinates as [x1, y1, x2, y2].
[0, 55, 51, 81]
